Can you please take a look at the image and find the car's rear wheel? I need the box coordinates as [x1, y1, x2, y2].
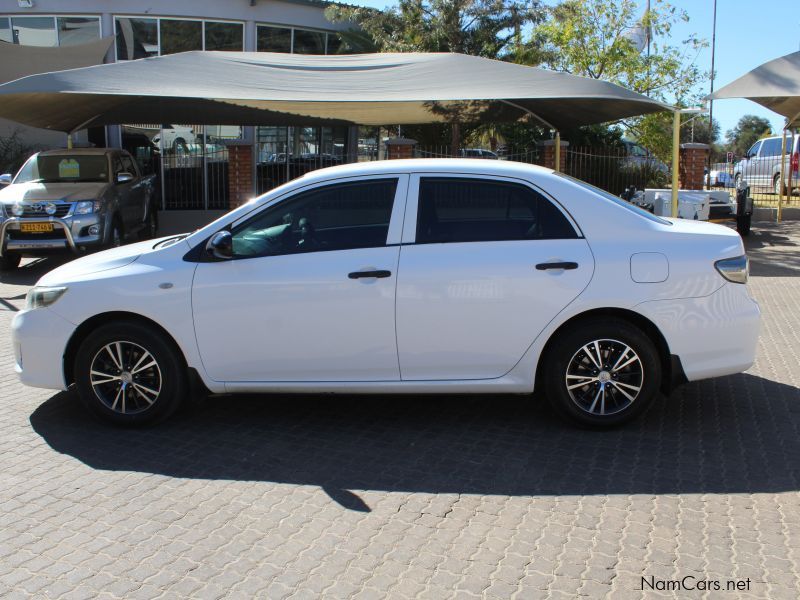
[543, 318, 662, 428]
[774, 174, 783, 196]
[0, 253, 21, 271]
[74, 322, 187, 426]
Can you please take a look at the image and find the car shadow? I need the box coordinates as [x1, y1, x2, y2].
[30, 373, 800, 510]
[0, 255, 73, 287]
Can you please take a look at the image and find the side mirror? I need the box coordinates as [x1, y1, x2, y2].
[0, 174, 12, 185]
[205, 230, 233, 260]
[116, 172, 134, 184]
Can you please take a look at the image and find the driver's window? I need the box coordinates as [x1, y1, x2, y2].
[231, 178, 398, 259]
[747, 141, 761, 157]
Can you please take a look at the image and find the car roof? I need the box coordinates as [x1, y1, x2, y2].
[295, 158, 555, 185]
[37, 148, 117, 157]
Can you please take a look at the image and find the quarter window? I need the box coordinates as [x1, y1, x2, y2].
[231, 179, 398, 258]
[747, 141, 762, 157]
[416, 178, 577, 244]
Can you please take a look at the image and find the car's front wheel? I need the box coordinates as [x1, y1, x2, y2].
[74, 321, 187, 426]
[543, 318, 662, 428]
[0, 252, 21, 271]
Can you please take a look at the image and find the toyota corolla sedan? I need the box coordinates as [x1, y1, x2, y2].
[11, 159, 760, 427]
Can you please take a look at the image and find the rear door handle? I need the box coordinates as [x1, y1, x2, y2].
[535, 262, 579, 271]
[348, 270, 392, 279]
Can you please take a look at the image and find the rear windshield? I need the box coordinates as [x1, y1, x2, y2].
[556, 173, 672, 225]
[14, 154, 109, 184]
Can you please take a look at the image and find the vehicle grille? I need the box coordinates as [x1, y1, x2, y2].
[7, 229, 67, 241]
[20, 203, 71, 218]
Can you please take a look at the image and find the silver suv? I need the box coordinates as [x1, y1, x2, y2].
[734, 133, 800, 195]
[0, 148, 158, 270]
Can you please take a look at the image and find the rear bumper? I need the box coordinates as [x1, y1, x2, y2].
[11, 307, 76, 390]
[635, 283, 761, 382]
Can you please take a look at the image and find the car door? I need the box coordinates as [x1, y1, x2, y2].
[191, 175, 408, 382]
[119, 152, 148, 225]
[395, 174, 594, 380]
[741, 140, 762, 187]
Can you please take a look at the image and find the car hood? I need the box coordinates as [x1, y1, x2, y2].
[37, 237, 178, 285]
[0, 181, 107, 204]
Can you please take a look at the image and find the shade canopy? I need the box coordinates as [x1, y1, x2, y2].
[0, 37, 114, 85]
[0, 51, 669, 133]
[710, 51, 800, 127]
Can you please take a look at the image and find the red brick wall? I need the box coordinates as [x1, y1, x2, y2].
[679, 144, 710, 191]
[228, 145, 253, 209]
[537, 141, 568, 171]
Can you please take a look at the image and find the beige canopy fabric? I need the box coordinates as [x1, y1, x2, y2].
[710, 51, 800, 127]
[0, 51, 669, 132]
[0, 37, 113, 85]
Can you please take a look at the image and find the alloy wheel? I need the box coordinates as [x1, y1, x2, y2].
[564, 339, 644, 416]
[89, 341, 162, 415]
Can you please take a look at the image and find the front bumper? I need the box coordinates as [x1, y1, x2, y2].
[11, 307, 77, 390]
[0, 214, 103, 256]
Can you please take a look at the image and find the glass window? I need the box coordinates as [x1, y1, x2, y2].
[416, 178, 578, 244]
[557, 173, 670, 225]
[160, 19, 202, 55]
[14, 154, 109, 184]
[116, 17, 158, 60]
[120, 154, 137, 175]
[747, 141, 762, 158]
[760, 138, 781, 157]
[293, 28, 326, 54]
[56, 17, 100, 46]
[11, 16, 57, 46]
[204, 21, 243, 51]
[232, 179, 398, 258]
[257, 25, 292, 53]
[326, 33, 355, 55]
[0, 17, 11, 44]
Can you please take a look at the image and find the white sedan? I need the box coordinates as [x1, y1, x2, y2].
[11, 159, 760, 427]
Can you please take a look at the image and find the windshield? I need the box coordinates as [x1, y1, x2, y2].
[556, 173, 672, 226]
[14, 154, 109, 184]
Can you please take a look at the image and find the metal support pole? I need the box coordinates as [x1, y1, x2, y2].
[554, 131, 561, 173]
[671, 110, 681, 218]
[67, 134, 73, 149]
[778, 126, 788, 223]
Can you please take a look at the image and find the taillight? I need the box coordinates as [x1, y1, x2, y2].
[791, 151, 799, 173]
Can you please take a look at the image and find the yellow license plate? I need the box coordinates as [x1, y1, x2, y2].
[20, 222, 54, 233]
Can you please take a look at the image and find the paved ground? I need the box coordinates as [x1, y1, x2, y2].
[2, 222, 800, 599]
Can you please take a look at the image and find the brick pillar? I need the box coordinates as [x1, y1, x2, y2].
[228, 144, 253, 210]
[536, 139, 569, 171]
[385, 137, 418, 159]
[679, 143, 710, 190]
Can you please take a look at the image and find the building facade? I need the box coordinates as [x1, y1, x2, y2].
[1, 0, 362, 212]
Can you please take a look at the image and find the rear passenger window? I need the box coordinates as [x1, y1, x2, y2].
[416, 178, 577, 244]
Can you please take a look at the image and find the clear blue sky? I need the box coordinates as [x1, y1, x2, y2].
[350, 0, 800, 141]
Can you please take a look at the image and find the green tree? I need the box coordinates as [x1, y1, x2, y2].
[531, 0, 708, 161]
[725, 115, 772, 158]
[325, 0, 543, 58]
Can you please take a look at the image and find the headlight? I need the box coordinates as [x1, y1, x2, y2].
[75, 200, 100, 215]
[26, 286, 68, 309]
[11, 203, 24, 216]
[715, 255, 748, 284]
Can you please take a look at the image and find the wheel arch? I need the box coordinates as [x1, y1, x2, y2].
[63, 311, 187, 387]
[535, 307, 681, 396]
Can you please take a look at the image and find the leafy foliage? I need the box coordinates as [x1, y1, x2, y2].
[725, 115, 772, 158]
[0, 130, 40, 176]
[325, 0, 543, 57]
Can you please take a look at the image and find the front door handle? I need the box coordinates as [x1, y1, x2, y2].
[348, 270, 392, 279]
[536, 261, 579, 271]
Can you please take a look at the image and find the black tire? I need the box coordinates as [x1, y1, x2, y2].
[0, 253, 21, 271]
[734, 173, 742, 189]
[773, 174, 783, 196]
[542, 318, 662, 428]
[74, 321, 187, 426]
[107, 217, 124, 248]
[737, 213, 752, 237]
[138, 206, 158, 240]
